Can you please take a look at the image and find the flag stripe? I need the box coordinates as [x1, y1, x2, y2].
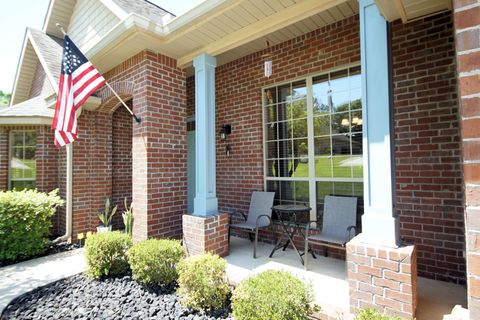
[53, 36, 105, 148]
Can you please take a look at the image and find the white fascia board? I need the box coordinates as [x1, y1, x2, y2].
[44, 94, 101, 111]
[10, 30, 30, 107]
[0, 117, 52, 125]
[27, 29, 59, 94]
[42, 0, 56, 32]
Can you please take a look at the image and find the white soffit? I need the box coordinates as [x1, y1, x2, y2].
[375, 0, 451, 23]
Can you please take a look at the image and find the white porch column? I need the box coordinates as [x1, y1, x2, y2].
[359, 0, 399, 247]
[193, 53, 218, 216]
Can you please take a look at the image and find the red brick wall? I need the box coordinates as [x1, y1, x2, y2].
[112, 104, 133, 229]
[186, 12, 465, 283]
[29, 62, 54, 99]
[453, 0, 480, 316]
[102, 50, 187, 241]
[0, 127, 8, 190]
[392, 13, 465, 284]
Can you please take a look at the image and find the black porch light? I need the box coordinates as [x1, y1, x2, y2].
[219, 124, 232, 140]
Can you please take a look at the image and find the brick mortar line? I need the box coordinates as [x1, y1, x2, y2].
[459, 70, 480, 77]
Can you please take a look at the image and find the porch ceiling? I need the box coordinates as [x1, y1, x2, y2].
[87, 0, 359, 73]
[375, 0, 452, 23]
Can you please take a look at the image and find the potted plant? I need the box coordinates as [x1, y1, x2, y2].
[122, 197, 133, 237]
[97, 198, 117, 232]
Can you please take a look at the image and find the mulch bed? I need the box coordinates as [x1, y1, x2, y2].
[0, 241, 82, 268]
[1, 274, 233, 320]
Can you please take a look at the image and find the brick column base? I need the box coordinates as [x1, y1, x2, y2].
[347, 234, 417, 319]
[182, 213, 229, 257]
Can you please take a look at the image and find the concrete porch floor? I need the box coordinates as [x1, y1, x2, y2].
[225, 236, 467, 320]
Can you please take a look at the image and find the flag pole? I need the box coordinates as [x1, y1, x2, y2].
[55, 23, 141, 124]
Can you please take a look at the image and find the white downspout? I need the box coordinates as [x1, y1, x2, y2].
[52, 143, 73, 243]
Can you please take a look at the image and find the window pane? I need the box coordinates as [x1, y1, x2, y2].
[332, 112, 350, 134]
[331, 91, 350, 113]
[331, 135, 350, 155]
[351, 110, 362, 133]
[313, 95, 331, 115]
[277, 103, 288, 122]
[265, 87, 277, 105]
[12, 133, 24, 147]
[278, 159, 291, 177]
[278, 140, 292, 158]
[11, 180, 35, 190]
[333, 182, 353, 196]
[352, 156, 363, 178]
[293, 138, 308, 157]
[292, 80, 306, 100]
[313, 115, 330, 137]
[292, 119, 307, 138]
[267, 160, 278, 177]
[314, 137, 331, 156]
[295, 181, 309, 203]
[266, 123, 277, 141]
[350, 88, 362, 110]
[278, 84, 291, 103]
[12, 147, 23, 159]
[353, 182, 364, 196]
[330, 69, 349, 92]
[315, 156, 332, 178]
[332, 156, 352, 178]
[352, 133, 362, 155]
[25, 132, 36, 147]
[266, 141, 277, 159]
[291, 99, 307, 119]
[277, 121, 292, 140]
[266, 105, 277, 123]
[291, 158, 309, 178]
[24, 147, 36, 160]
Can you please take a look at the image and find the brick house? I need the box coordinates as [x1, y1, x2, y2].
[0, 0, 479, 318]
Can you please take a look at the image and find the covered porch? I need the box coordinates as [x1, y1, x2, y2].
[227, 236, 467, 319]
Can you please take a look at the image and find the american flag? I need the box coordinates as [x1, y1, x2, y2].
[52, 36, 105, 147]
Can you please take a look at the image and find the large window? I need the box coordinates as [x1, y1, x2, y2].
[9, 131, 36, 190]
[263, 66, 363, 220]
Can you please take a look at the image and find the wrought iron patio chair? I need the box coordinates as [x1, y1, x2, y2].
[304, 195, 357, 270]
[229, 191, 275, 258]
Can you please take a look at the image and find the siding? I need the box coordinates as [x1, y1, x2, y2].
[67, 0, 120, 52]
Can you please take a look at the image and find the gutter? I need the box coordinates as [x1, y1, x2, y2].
[52, 144, 73, 244]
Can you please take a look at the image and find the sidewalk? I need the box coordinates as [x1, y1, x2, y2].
[0, 249, 85, 313]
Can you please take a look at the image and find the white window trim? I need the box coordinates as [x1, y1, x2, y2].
[262, 64, 362, 222]
[9, 130, 36, 190]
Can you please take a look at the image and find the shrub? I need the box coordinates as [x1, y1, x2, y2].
[0, 189, 64, 261]
[232, 270, 314, 320]
[84, 231, 132, 279]
[128, 239, 184, 285]
[356, 308, 402, 320]
[177, 253, 230, 311]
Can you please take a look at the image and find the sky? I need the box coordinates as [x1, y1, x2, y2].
[0, 0, 204, 94]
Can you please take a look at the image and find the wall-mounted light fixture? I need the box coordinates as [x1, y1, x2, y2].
[219, 124, 231, 140]
[226, 145, 232, 157]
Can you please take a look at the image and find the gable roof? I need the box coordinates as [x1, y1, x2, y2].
[10, 28, 63, 106]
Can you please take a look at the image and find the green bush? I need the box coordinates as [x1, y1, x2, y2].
[84, 231, 132, 279]
[0, 189, 64, 261]
[232, 270, 314, 320]
[128, 239, 184, 285]
[177, 253, 230, 311]
[356, 308, 402, 320]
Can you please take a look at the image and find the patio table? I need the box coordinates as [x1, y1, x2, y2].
[269, 204, 317, 265]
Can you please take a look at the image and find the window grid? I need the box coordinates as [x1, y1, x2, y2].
[263, 66, 363, 218]
[9, 131, 36, 190]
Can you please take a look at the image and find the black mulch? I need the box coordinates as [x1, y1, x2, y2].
[0, 241, 82, 268]
[1, 274, 233, 320]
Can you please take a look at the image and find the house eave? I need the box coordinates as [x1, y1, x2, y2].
[0, 116, 52, 126]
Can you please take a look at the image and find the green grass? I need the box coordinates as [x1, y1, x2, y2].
[290, 156, 363, 178]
